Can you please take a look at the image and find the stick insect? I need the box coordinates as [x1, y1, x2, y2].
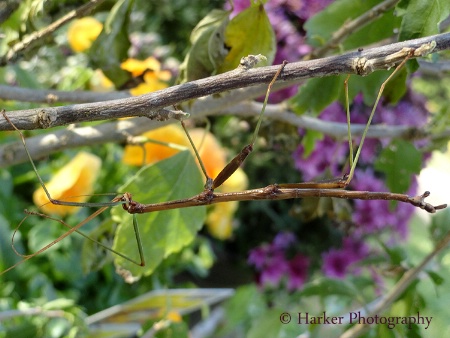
[0, 54, 446, 277]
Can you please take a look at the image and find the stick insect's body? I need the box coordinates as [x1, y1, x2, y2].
[0, 53, 447, 277]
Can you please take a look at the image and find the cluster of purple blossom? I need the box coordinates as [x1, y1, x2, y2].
[248, 232, 310, 290]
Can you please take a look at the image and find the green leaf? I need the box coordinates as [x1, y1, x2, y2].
[12, 65, 41, 89]
[383, 67, 408, 105]
[178, 9, 230, 82]
[88, 0, 133, 87]
[112, 151, 206, 278]
[218, 2, 275, 73]
[377, 239, 407, 265]
[290, 76, 342, 115]
[374, 139, 422, 193]
[305, 0, 400, 51]
[301, 129, 323, 158]
[398, 0, 450, 41]
[247, 308, 300, 338]
[225, 284, 266, 327]
[300, 277, 357, 298]
[347, 71, 394, 106]
[427, 271, 444, 286]
[81, 218, 115, 273]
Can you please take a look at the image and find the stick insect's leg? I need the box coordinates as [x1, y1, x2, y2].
[345, 54, 413, 186]
[0, 110, 146, 275]
[196, 60, 289, 192]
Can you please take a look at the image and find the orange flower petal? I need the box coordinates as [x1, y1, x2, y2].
[120, 59, 148, 77]
[166, 310, 182, 323]
[129, 81, 168, 96]
[121, 56, 162, 77]
[67, 17, 103, 53]
[157, 70, 172, 81]
[90, 69, 115, 92]
[188, 129, 227, 179]
[142, 56, 161, 72]
[206, 202, 238, 240]
[122, 124, 189, 166]
[33, 152, 101, 216]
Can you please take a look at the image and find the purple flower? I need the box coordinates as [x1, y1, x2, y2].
[322, 236, 368, 279]
[287, 254, 310, 290]
[259, 250, 289, 287]
[273, 232, 297, 249]
[248, 245, 270, 269]
[248, 232, 310, 290]
[293, 135, 347, 181]
[322, 249, 352, 279]
[351, 169, 418, 239]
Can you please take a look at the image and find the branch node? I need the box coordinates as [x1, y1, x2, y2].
[352, 57, 374, 76]
[414, 41, 436, 57]
[238, 54, 267, 71]
[145, 108, 189, 122]
[37, 108, 58, 129]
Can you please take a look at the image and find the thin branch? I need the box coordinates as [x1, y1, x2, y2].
[341, 229, 450, 338]
[0, 307, 67, 320]
[306, 0, 400, 59]
[0, 84, 287, 167]
[3, 91, 450, 168]
[0, 0, 106, 66]
[0, 85, 131, 103]
[222, 101, 427, 140]
[1, 33, 449, 131]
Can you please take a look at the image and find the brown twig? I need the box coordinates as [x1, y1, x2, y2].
[0, 0, 106, 66]
[1, 33, 449, 131]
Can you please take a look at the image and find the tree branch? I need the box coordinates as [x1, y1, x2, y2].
[0, 0, 106, 66]
[0, 84, 278, 167]
[221, 101, 427, 140]
[0, 85, 131, 103]
[3, 84, 450, 168]
[1, 33, 449, 131]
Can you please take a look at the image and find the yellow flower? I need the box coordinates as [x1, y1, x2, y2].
[121, 57, 169, 77]
[121, 57, 172, 95]
[122, 124, 249, 239]
[90, 69, 115, 92]
[33, 152, 102, 217]
[122, 124, 188, 166]
[165, 310, 182, 323]
[67, 17, 103, 52]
